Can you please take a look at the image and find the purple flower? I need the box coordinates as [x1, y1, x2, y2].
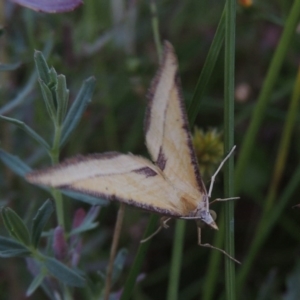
[53, 226, 68, 260]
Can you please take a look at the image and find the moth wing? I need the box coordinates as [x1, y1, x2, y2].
[145, 42, 206, 202]
[26, 152, 191, 217]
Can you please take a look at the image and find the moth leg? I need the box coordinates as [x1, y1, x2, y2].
[207, 146, 236, 198]
[197, 225, 241, 264]
[210, 197, 240, 206]
[140, 217, 171, 243]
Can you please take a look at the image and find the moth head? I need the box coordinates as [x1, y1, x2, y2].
[196, 209, 218, 230]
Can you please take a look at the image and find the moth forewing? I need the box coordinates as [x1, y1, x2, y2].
[26, 153, 190, 217]
[145, 42, 206, 204]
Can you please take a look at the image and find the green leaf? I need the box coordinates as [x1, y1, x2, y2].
[38, 79, 56, 123]
[60, 77, 96, 147]
[26, 272, 45, 297]
[31, 199, 54, 248]
[2, 207, 31, 246]
[283, 260, 300, 300]
[111, 248, 128, 286]
[44, 256, 86, 287]
[70, 206, 100, 236]
[0, 115, 50, 150]
[0, 72, 37, 115]
[0, 248, 31, 257]
[0, 62, 21, 71]
[34, 51, 50, 84]
[0, 40, 53, 115]
[0, 148, 31, 176]
[62, 189, 108, 206]
[55, 74, 69, 124]
[187, 8, 225, 125]
[0, 236, 31, 257]
[48, 67, 58, 89]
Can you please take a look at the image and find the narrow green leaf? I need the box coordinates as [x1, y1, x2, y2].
[0, 62, 21, 71]
[0, 249, 31, 258]
[38, 79, 56, 123]
[0, 39, 53, 115]
[0, 72, 37, 115]
[62, 189, 108, 206]
[55, 75, 69, 124]
[31, 199, 54, 248]
[26, 272, 46, 297]
[188, 8, 225, 125]
[70, 206, 100, 236]
[0, 249, 31, 257]
[0, 148, 31, 177]
[70, 221, 98, 236]
[283, 260, 300, 300]
[48, 67, 58, 89]
[111, 248, 128, 286]
[0, 236, 31, 257]
[34, 51, 50, 84]
[60, 77, 96, 147]
[0, 115, 50, 150]
[0, 236, 27, 250]
[44, 256, 86, 287]
[2, 208, 31, 246]
[1, 209, 13, 236]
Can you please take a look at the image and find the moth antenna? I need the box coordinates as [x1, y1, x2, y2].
[197, 225, 241, 264]
[140, 217, 171, 243]
[207, 145, 236, 198]
[210, 197, 240, 206]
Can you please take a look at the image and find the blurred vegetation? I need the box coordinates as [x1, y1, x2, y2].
[1, 0, 300, 299]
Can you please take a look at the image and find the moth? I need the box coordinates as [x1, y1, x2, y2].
[26, 42, 239, 263]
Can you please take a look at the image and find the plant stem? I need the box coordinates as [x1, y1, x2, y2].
[104, 203, 126, 300]
[202, 212, 224, 300]
[224, 0, 236, 298]
[51, 189, 65, 229]
[50, 123, 65, 229]
[167, 220, 185, 300]
[120, 215, 159, 300]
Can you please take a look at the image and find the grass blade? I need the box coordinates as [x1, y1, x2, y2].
[234, 0, 300, 192]
[223, 0, 237, 298]
[188, 8, 225, 125]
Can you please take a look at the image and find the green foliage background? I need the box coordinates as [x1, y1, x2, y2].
[1, 0, 300, 299]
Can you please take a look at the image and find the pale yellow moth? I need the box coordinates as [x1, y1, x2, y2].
[26, 42, 239, 263]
